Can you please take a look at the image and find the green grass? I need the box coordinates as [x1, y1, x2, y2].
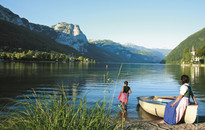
[0, 64, 126, 130]
[0, 87, 120, 130]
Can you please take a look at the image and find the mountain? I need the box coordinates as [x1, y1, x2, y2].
[50, 22, 88, 53]
[0, 19, 80, 55]
[0, 5, 128, 62]
[124, 43, 170, 61]
[0, 5, 88, 53]
[162, 28, 205, 64]
[89, 40, 168, 63]
[123, 44, 171, 57]
[0, 4, 171, 63]
[152, 49, 171, 56]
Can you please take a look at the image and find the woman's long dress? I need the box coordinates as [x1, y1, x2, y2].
[163, 83, 191, 125]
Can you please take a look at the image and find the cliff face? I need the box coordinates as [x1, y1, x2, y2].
[0, 5, 88, 53]
[51, 22, 88, 53]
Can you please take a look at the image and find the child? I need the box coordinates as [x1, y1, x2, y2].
[118, 81, 132, 111]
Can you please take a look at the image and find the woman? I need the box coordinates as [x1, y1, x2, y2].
[158, 75, 198, 125]
[118, 81, 132, 111]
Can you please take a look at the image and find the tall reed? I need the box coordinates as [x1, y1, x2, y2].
[0, 64, 125, 129]
[0, 86, 119, 130]
[104, 64, 125, 129]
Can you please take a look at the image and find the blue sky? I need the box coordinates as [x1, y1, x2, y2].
[1, 0, 205, 49]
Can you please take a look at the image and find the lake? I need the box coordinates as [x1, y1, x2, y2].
[0, 62, 205, 120]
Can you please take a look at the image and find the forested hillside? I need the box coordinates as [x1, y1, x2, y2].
[162, 28, 205, 63]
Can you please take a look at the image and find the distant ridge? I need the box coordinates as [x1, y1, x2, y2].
[89, 40, 170, 63]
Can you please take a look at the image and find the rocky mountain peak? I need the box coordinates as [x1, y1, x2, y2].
[51, 22, 88, 52]
[52, 22, 83, 37]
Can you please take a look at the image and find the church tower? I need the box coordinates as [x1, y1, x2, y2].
[191, 46, 195, 56]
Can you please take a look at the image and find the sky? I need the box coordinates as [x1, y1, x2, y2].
[1, 0, 205, 49]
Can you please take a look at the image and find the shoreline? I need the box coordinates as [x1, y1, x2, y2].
[0, 60, 92, 64]
[181, 64, 205, 67]
[123, 118, 205, 129]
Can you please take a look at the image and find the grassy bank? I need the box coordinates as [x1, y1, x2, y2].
[0, 87, 120, 130]
[0, 64, 125, 129]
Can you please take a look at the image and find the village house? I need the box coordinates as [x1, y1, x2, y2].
[191, 46, 201, 63]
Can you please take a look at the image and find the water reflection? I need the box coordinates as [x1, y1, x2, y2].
[180, 65, 205, 97]
[0, 63, 205, 120]
[164, 65, 205, 97]
[0, 62, 93, 110]
[181, 65, 201, 83]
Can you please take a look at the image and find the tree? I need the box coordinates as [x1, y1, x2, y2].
[83, 58, 86, 63]
[6, 53, 11, 59]
[42, 52, 49, 60]
[181, 48, 192, 63]
[196, 45, 205, 57]
[55, 54, 59, 61]
[34, 51, 42, 60]
[1, 52, 7, 59]
[15, 53, 21, 60]
[26, 50, 34, 59]
[65, 55, 69, 61]
[50, 53, 54, 60]
[59, 53, 66, 61]
[11, 54, 15, 60]
[69, 56, 75, 61]
[78, 56, 83, 61]
[21, 51, 26, 59]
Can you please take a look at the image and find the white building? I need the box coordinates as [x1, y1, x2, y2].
[191, 46, 200, 62]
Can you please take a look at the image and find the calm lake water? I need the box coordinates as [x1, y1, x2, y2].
[0, 62, 205, 120]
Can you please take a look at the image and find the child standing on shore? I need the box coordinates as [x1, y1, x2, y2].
[118, 81, 132, 111]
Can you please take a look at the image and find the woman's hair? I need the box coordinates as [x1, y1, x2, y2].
[181, 75, 189, 84]
[124, 81, 128, 85]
